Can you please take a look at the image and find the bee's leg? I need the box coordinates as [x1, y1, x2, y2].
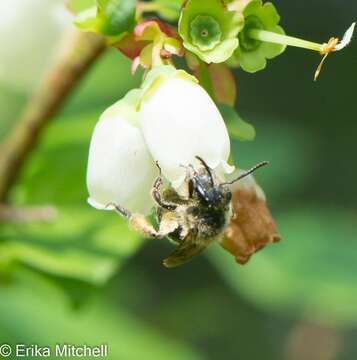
[108, 202, 163, 239]
[107, 202, 131, 219]
[179, 164, 197, 199]
[152, 162, 177, 211]
[129, 213, 164, 239]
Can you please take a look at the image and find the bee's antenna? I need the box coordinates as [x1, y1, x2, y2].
[222, 161, 269, 186]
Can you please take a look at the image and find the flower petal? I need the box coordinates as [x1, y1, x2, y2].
[334, 22, 356, 51]
[87, 90, 157, 214]
[139, 69, 233, 188]
[236, 47, 267, 73]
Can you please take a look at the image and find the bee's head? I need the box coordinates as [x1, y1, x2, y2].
[189, 156, 268, 210]
[189, 157, 232, 210]
[201, 185, 232, 209]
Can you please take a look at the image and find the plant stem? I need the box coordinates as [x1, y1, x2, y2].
[0, 204, 57, 223]
[0, 30, 106, 202]
[248, 29, 324, 52]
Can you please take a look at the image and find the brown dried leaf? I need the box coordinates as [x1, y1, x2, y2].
[220, 184, 281, 264]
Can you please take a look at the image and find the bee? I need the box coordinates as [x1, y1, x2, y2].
[109, 156, 268, 268]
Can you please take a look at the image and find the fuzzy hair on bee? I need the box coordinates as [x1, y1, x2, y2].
[108, 156, 268, 268]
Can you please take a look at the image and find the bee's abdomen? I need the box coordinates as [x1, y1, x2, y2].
[201, 210, 225, 227]
[198, 210, 227, 238]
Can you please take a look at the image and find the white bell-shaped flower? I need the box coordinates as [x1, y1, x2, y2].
[87, 90, 157, 214]
[87, 66, 234, 214]
[138, 66, 234, 189]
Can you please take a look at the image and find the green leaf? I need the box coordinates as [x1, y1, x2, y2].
[208, 208, 357, 327]
[0, 268, 202, 359]
[219, 105, 256, 141]
[0, 206, 142, 285]
[96, 0, 136, 36]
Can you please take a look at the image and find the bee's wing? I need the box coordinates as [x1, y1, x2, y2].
[163, 233, 207, 268]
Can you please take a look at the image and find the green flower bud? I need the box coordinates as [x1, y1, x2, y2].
[75, 0, 136, 40]
[179, 0, 244, 63]
[229, 0, 285, 72]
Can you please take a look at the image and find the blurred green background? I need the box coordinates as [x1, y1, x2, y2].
[0, 0, 357, 359]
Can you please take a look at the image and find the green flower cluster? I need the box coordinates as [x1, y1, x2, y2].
[73, 0, 355, 77]
[178, 0, 285, 71]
